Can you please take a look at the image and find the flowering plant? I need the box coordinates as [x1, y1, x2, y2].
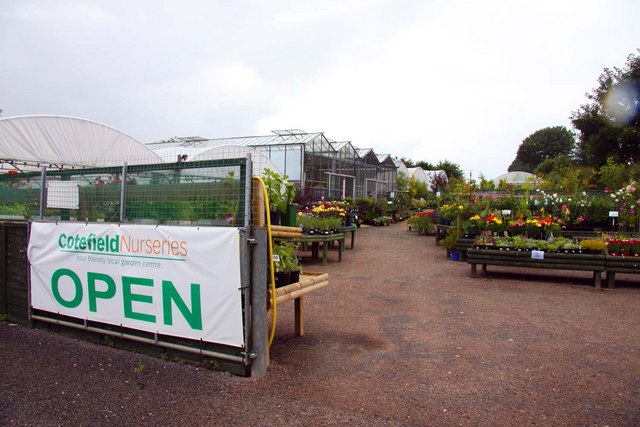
[408, 210, 438, 234]
[611, 181, 640, 231]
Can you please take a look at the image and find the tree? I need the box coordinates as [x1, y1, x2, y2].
[435, 160, 464, 180]
[508, 126, 575, 173]
[415, 160, 435, 170]
[571, 51, 640, 167]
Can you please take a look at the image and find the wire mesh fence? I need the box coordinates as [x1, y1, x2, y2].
[0, 158, 249, 226]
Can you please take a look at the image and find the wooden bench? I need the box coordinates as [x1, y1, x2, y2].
[560, 229, 605, 240]
[605, 255, 640, 288]
[269, 273, 329, 336]
[456, 238, 474, 261]
[467, 248, 606, 288]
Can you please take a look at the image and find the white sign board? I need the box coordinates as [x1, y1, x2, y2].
[28, 222, 244, 347]
[531, 250, 545, 260]
[47, 181, 80, 209]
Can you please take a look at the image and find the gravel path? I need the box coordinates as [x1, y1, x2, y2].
[2, 222, 639, 426]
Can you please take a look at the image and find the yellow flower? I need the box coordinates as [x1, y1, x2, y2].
[469, 215, 481, 221]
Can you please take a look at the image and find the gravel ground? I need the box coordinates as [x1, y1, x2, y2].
[2, 222, 640, 426]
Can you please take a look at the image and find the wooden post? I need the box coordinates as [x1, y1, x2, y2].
[322, 242, 329, 265]
[295, 296, 304, 336]
[252, 179, 265, 227]
[470, 263, 477, 277]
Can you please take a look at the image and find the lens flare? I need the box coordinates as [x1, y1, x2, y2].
[604, 81, 639, 125]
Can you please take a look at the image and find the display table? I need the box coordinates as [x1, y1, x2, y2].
[605, 255, 640, 288]
[289, 232, 345, 265]
[339, 224, 358, 249]
[467, 248, 606, 288]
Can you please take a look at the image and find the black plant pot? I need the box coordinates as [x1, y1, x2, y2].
[289, 269, 300, 284]
[274, 270, 291, 288]
[269, 210, 281, 226]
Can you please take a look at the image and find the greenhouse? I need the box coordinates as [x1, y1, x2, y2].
[147, 129, 398, 200]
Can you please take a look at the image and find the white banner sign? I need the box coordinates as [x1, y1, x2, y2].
[28, 222, 244, 347]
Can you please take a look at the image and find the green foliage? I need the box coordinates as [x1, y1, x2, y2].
[263, 168, 296, 213]
[435, 160, 464, 180]
[508, 126, 575, 173]
[353, 197, 376, 222]
[439, 228, 460, 251]
[372, 216, 393, 226]
[478, 176, 495, 190]
[298, 215, 342, 232]
[598, 157, 629, 189]
[571, 51, 640, 167]
[396, 171, 409, 192]
[411, 178, 428, 202]
[134, 362, 145, 374]
[415, 160, 435, 170]
[272, 241, 301, 272]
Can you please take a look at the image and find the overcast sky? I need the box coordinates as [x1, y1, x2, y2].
[1, 0, 638, 179]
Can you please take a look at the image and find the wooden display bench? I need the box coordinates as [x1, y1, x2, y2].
[605, 255, 640, 288]
[456, 238, 475, 261]
[467, 248, 606, 289]
[268, 272, 329, 336]
[289, 233, 345, 265]
[339, 224, 358, 249]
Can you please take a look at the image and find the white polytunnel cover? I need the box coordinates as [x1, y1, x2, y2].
[408, 167, 428, 184]
[0, 115, 164, 170]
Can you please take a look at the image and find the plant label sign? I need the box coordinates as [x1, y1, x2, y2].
[609, 211, 619, 218]
[531, 250, 544, 260]
[27, 222, 245, 347]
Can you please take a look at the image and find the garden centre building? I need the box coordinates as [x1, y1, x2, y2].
[146, 129, 398, 200]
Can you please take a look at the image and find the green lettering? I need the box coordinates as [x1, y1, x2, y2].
[87, 272, 116, 312]
[162, 280, 202, 330]
[52, 268, 83, 308]
[122, 276, 155, 323]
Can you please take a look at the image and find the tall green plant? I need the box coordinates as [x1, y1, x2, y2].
[263, 168, 296, 213]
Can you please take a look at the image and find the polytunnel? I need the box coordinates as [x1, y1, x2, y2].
[0, 115, 164, 171]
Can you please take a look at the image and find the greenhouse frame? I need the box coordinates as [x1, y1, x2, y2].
[146, 129, 398, 201]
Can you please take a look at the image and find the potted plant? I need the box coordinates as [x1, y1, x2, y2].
[263, 168, 296, 225]
[439, 228, 460, 260]
[272, 242, 302, 287]
[579, 239, 607, 254]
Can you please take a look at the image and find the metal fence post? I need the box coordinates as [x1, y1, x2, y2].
[250, 226, 267, 377]
[119, 162, 128, 222]
[38, 165, 46, 219]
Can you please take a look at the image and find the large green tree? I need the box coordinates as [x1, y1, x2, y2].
[508, 126, 575, 173]
[435, 160, 464, 180]
[571, 51, 640, 167]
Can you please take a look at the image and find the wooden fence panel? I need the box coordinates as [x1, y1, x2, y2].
[1, 222, 29, 324]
